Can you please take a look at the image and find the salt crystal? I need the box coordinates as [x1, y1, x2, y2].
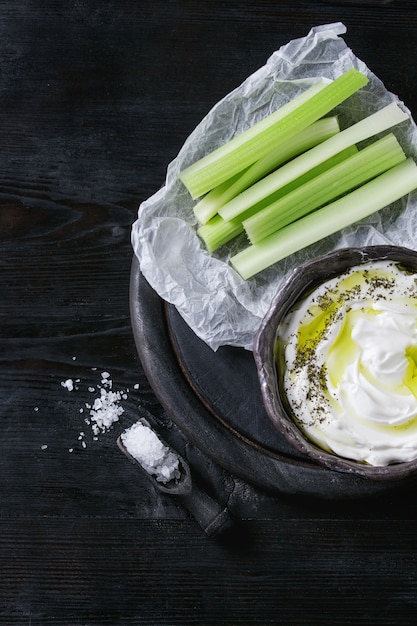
[61, 379, 74, 392]
[121, 421, 180, 484]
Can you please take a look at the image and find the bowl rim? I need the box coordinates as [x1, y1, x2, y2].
[253, 244, 417, 481]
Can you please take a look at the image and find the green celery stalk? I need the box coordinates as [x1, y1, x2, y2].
[197, 145, 358, 252]
[198, 214, 244, 253]
[193, 171, 247, 226]
[193, 116, 340, 224]
[219, 102, 409, 222]
[243, 133, 406, 245]
[230, 158, 417, 280]
[180, 69, 368, 199]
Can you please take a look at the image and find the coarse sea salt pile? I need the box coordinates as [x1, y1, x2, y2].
[121, 421, 181, 484]
[59, 368, 140, 451]
[88, 373, 126, 435]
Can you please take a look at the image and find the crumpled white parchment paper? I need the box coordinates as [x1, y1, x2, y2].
[131, 22, 417, 351]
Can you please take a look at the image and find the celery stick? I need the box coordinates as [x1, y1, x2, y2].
[198, 145, 358, 252]
[193, 117, 340, 224]
[231, 158, 417, 280]
[243, 133, 405, 244]
[180, 69, 368, 199]
[193, 172, 247, 226]
[198, 215, 244, 253]
[219, 102, 409, 222]
[181, 81, 327, 200]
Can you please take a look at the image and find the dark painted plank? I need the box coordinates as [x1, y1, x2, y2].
[1, 519, 417, 625]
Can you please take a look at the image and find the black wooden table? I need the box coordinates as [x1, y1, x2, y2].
[2, 2, 417, 624]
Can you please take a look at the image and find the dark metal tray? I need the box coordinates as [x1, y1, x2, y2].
[130, 255, 416, 500]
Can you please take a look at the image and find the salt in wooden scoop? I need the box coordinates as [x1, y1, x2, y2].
[117, 418, 233, 537]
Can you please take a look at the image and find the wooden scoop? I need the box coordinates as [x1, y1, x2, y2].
[117, 418, 233, 537]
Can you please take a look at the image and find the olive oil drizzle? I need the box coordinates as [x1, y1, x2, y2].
[283, 263, 417, 430]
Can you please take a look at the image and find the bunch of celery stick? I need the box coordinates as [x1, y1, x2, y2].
[179, 68, 417, 280]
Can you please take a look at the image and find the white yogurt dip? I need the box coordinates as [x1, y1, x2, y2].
[278, 260, 417, 466]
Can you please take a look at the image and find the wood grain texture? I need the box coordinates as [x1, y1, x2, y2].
[2, 0, 417, 623]
[2, 518, 417, 625]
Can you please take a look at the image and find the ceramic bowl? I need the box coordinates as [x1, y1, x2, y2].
[253, 245, 417, 480]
